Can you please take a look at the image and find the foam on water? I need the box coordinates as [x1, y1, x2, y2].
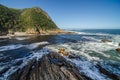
[0, 44, 23, 52]
[112, 35, 120, 43]
[0, 48, 50, 80]
[67, 59, 110, 80]
[46, 41, 120, 80]
[74, 30, 120, 43]
[74, 30, 111, 36]
[1, 30, 120, 80]
[25, 41, 49, 50]
[0, 41, 49, 52]
[82, 36, 101, 42]
[15, 36, 31, 40]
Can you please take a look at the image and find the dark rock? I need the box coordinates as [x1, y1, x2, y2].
[101, 39, 112, 43]
[97, 65, 120, 80]
[68, 54, 79, 59]
[8, 53, 91, 80]
[119, 43, 120, 46]
[0, 66, 10, 75]
[12, 60, 23, 66]
[116, 48, 120, 53]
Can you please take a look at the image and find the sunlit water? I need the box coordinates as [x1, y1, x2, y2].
[0, 29, 120, 80]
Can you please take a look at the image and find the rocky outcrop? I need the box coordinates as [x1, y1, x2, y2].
[7, 53, 91, 80]
[101, 39, 112, 43]
[97, 65, 120, 80]
[58, 48, 79, 59]
[116, 48, 120, 53]
[119, 43, 120, 46]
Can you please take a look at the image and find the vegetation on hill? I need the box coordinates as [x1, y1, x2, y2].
[0, 4, 58, 34]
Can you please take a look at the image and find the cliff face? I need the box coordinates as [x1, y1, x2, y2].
[7, 53, 91, 80]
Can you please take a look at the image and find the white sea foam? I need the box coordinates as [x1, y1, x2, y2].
[0, 44, 23, 52]
[1, 48, 50, 80]
[45, 41, 120, 80]
[25, 41, 49, 50]
[46, 44, 110, 79]
[101, 64, 120, 76]
[74, 31, 110, 36]
[15, 36, 30, 40]
[46, 42, 119, 59]
[67, 59, 110, 80]
[0, 41, 49, 52]
[82, 36, 101, 42]
[112, 35, 120, 43]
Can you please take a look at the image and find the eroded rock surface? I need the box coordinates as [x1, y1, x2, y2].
[8, 53, 91, 80]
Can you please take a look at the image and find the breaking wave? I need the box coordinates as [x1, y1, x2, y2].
[0, 41, 49, 52]
[46, 41, 120, 80]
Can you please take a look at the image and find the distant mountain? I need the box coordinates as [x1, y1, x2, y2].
[0, 4, 59, 35]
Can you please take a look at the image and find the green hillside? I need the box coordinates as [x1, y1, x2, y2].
[0, 4, 58, 34]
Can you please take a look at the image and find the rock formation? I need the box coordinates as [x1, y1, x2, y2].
[7, 52, 91, 80]
[116, 48, 120, 53]
[101, 39, 112, 43]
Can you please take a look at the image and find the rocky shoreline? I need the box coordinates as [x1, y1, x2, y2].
[7, 52, 91, 80]
[5, 51, 120, 80]
[0, 30, 74, 39]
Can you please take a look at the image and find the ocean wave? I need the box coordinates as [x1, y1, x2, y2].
[15, 36, 31, 40]
[112, 35, 120, 43]
[25, 41, 49, 50]
[0, 48, 50, 80]
[72, 30, 111, 36]
[46, 42, 120, 79]
[72, 30, 120, 43]
[67, 59, 110, 80]
[0, 41, 49, 52]
[82, 36, 101, 42]
[0, 39, 7, 42]
[0, 44, 23, 52]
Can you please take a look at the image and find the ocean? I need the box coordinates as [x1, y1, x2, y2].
[0, 29, 120, 80]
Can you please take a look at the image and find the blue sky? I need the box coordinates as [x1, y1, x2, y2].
[0, 0, 120, 29]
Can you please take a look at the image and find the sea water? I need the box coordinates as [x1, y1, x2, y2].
[0, 29, 120, 80]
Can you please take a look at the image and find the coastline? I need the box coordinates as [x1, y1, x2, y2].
[0, 30, 75, 39]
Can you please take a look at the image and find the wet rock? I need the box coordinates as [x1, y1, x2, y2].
[12, 60, 23, 66]
[58, 48, 79, 59]
[116, 48, 120, 53]
[8, 59, 36, 80]
[101, 39, 112, 43]
[97, 65, 120, 80]
[68, 54, 79, 59]
[58, 48, 69, 56]
[0, 66, 10, 75]
[119, 43, 120, 46]
[8, 53, 91, 80]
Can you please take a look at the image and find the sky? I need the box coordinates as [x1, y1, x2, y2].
[0, 0, 120, 29]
